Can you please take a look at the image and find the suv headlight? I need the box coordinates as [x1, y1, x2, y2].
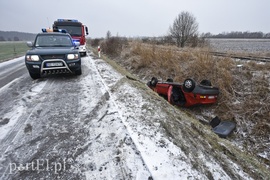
[26, 55, 40, 61]
[67, 54, 79, 60]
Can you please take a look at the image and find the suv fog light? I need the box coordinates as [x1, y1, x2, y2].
[69, 63, 76, 67]
[33, 65, 39, 68]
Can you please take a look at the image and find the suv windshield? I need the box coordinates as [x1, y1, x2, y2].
[35, 34, 73, 47]
[56, 26, 82, 36]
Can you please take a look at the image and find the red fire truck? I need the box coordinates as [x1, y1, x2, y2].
[53, 19, 88, 56]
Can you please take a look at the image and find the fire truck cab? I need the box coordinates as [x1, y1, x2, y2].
[53, 19, 88, 56]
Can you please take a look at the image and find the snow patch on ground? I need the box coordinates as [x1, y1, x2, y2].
[0, 79, 47, 141]
[0, 77, 22, 93]
[115, 82, 225, 179]
[0, 108, 24, 141]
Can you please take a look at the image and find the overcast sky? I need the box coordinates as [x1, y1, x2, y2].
[0, 0, 269, 38]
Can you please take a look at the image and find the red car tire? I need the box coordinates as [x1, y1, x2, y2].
[150, 77, 158, 87]
[183, 78, 196, 92]
[200, 79, 212, 86]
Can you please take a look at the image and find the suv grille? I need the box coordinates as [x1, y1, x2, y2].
[41, 54, 65, 60]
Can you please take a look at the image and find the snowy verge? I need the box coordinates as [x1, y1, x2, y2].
[90, 57, 202, 179]
[89, 52, 270, 179]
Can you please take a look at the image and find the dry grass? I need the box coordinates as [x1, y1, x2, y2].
[106, 41, 270, 163]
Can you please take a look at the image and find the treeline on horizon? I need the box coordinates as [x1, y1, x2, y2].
[202, 31, 270, 39]
[0, 31, 36, 41]
[1, 30, 270, 42]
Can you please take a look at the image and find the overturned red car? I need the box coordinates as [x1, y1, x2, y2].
[147, 77, 219, 107]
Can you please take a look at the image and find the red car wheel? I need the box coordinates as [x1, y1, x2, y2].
[150, 77, 158, 87]
[183, 78, 195, 92]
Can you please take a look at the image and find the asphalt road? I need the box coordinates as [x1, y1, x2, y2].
[0, 55, 150, 179]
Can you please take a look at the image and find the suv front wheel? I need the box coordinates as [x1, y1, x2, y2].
[75, 68, 82, 75]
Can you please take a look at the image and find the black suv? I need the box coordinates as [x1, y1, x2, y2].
[25, 30, 82, 79]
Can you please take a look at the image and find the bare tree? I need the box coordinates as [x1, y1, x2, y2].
[169, 11, 199, 47]
[106, 30, 112, 39]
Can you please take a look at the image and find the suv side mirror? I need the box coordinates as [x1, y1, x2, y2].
[27, 41, 33, 47]
[85, 27, 89, 35]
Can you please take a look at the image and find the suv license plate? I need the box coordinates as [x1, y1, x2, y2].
[46, 62, 63, 67]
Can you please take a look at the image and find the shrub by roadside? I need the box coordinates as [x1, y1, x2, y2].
[89, 37, 128, 58]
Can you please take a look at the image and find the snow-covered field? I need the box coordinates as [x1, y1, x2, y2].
[0, 52, 269, 179]
[208, 38, 270, 54]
